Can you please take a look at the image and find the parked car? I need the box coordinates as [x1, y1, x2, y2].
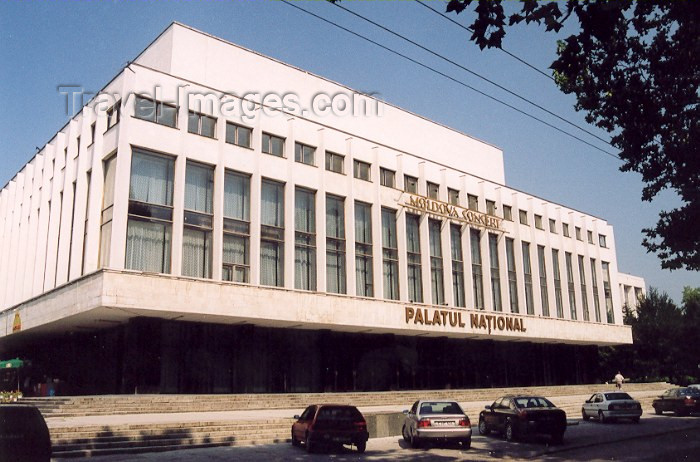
[0, 404, 52, 462]
[688, 384, 700, 391]
[291, 404, 369, 453]
[581, 392, 642, 423]
[652, 387, 700, 416]
[478, 395, 566, 444]
[402, 400, 471, 449]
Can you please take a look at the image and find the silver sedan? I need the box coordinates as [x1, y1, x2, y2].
[582, 392, 642, 423]
[402, 400, 472, 449]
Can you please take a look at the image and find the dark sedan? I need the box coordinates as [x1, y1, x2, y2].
[652, 387, 700, 416]
[291, 404, 369, 453]
[478, 396, 566, 444]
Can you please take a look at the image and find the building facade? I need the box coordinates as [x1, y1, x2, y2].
[0, 24, 640, 394]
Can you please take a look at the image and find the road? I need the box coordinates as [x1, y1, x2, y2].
[53, 414, 700, 461]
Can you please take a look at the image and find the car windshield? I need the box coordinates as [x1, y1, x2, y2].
[513, 397, 555, 408]
[316, 406, 363, 421]
[679, 388, 700, 396]
[419, 402, 464, 415]
[604, 392, 633, 400]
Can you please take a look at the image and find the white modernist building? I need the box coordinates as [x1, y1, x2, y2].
[0, 23, 641, 394]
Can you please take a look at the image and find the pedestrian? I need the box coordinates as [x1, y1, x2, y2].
[614, 371, 625, 389]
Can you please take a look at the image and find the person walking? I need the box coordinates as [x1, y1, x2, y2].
[614, 371, 625, 389]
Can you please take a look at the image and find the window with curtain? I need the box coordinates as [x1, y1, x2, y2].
[261, 179, 284, 286]
[223, 171, 250, 282]
[100, 155, 117, 268]
[427, 182, 439, 200]
[326, 195, 346, 294]
[380, 168, 395, 188]
[355, 201, 373, 297]
[470, 229, 484, 310]
[428, 219, 444, 305]
[537, 245, 550, 317]
[578, 255, 590, 321]
[602, 261, 615, 323]
[325, 151, 344, 174]
[552, 249, 564, 318]
[225, 122, 252, 148]
[448, 188, 460, 205]
[295, 142, 316, 166]
[590, 258, 602, 322]
[468, 194, 479, 211]
[382, 208, 399, 300]
[450, 224, 465, 307]
[406, 213, 423, 303]
[187, 110, 217, 138]
[489, 234, 502, 312]
[262, 132, 285, 157]
[353, 160, 371, 181]
[522, 241, 534, 315]
[182, 162, 214, 278]
[565, 252, 577, 320]
[506, 238, 519, 313]
[404, 175, 417, 193]
[125, 149, 174, 273]
[295, 188, 316, 290]
[134, 95, 177, 128]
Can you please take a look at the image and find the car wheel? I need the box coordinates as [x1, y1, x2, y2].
[305, 434, 315, 453]
[598, 410, 607, 423]
[356, 441, 366, 453]
[654, 406, 662, 415]
[478, 418, 490, 435]
[402, 424, 409, 442]
[581, 408, 590, 421]
[505, 422, 515, 442]
[291, 430, 301, 447]
[410, 433, 421, 449]
[461, 437, 471, 449]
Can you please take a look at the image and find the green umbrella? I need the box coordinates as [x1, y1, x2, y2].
[0, 358, 24, 369]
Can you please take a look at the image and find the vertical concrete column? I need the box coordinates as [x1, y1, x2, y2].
[315, 128, 327, 293]
[283, 117, 296, 289]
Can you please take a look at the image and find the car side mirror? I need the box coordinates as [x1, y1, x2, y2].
[402, 410, 409, 415]
[585, 399, 591, 403]
[293, 415, 300, 419]
[485, 405, 492, 410]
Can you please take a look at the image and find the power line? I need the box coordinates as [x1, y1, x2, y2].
[327, 0, 617, 153]
[414, 0, 555, 82]
[278, 0, 620, 159]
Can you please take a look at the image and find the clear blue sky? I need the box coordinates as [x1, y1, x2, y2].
[0, 0, 695, 301]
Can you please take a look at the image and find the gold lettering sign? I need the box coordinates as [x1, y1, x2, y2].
[404, 194, 504, 232]
[404, 307, 526, 334]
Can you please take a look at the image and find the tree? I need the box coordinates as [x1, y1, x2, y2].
[439, 1, 700, 271]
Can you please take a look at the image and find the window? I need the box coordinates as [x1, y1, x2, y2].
[506, 238, 519, 313]
[429, 219, 444, 305]
[503, 205, 512, 221]
[599, 234, 607, 248]
[261, 179, 285, 286]
[380, 168, 395, 187]
[537, 245, 550, 316]
[325, 151, 344, 174]
[602, 261, 615, 323]
[488, 234, 502, 312]
[467, 194, 479, 211]
[326, 195, 346, 294]
[188, 111, 217, 138]
[406, 213, 423, 303]
[295, 142, 316, 166]
[382, 208, 399, 300]
[353, 160, 371, 181]
[486, 200, 496, 215]
[404, 175, 418, 193]
[552, 249, 564, 318]
[225, 122, 252, 148]
[134, 95, 177, 128]
[563, 223, 570, 237]
[450, 224, 465, 307]
[99, 155, 117, 268]
[295, 188, 316, 291]
[519, 210, 528, 225]
[81, 171, 92, 275]
[89, 122, 96, 146]
[125, 149, 174, 273]
[591, 259, 602, 322]
[565, 252, 576, 320]
[549, 219, 557, 233]
[355, 202, 373, 297]
[427, 182, 439, 200]
[470, 229, 484, 310]
[106, 101, 120, 131]
[534, 215, 543, 230]
[223, 171, 250, 283]
[448, 188, 460, 206]
[182, 162, 214, 279]
[262, 132, 285, 157]
[578, 255, 590, 321]
[522, 242, 534, 314]
[587, 230, 594, 244]
[575, 226, 582, 240]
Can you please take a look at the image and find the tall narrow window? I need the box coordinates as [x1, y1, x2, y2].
[295, 188, 316, 291]
[578, 255, 590, 321]
[353, 160, 371, 181]
[563, 223, 570, 237]
[326, 195, 346, 294]
[549, 219, 557, 233]
[355, 201, 373, 297]
[486, 200, 496, 216]
[106, 101, 120, 131]
[382, 208, 399, 300]
[406, 213, 423, 303]
[428, 219, 444, 305]
[575, 226, 582, 241]
[602, 261, 615, 323]
[223, 171, 250, 282]
[125, 149, 174, 273]
[552, 249, 564, 318]
[519, 210, 528, 225]
[587, 230, 594, 244]
[537, 245, 550, 316]
[99, 156, 117, 268]
[380, 168, 395, 187]
[182, 162, 214, 279]
[599, 234, 607, 248]
[470, 229, 484, 310]
[82, 171, 91, 275]
[591, 258, 602, 322]
[260, 179, 284, 286]
[448, 188, 460, 206]
[565, 252, 576, 319]
[503, 205, 512, 221]
[467, 194, 479, 211]
[295, 142, 316, 166]
[450, 224, 465, 307]
[506, 238, 519, 313]
[522, 241, 534, 314]
[225, 122, 252, 148]
[404, 175, 418, 193]
[489, 234, 502, 311]
[262, 132, 285, 157]
[427, 182, 439, 200]
[534, 215, 543, 230]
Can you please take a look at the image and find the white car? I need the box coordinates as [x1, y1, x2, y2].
[402, 400, 472, 449]
[582, 392, 642, 423]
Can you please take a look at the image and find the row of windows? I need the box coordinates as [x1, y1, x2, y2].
[105, 149, 616, 324]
